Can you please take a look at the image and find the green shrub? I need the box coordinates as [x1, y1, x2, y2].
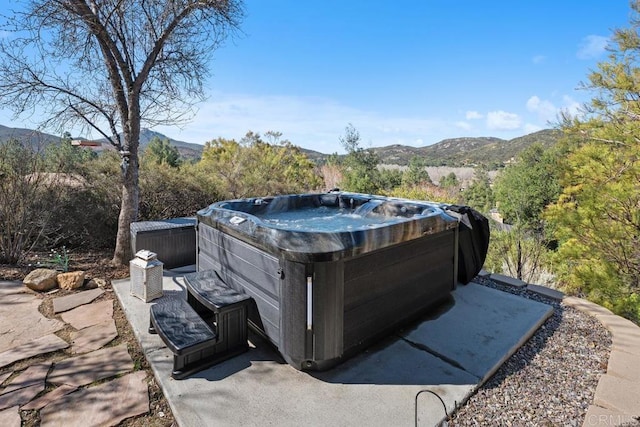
[139, 161, 221, 220]
[0, 140, 64, 263]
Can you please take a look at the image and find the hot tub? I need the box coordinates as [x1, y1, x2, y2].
[196, 191, 488, 370]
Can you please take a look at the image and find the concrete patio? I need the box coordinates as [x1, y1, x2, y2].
[113, 270, 553, 426]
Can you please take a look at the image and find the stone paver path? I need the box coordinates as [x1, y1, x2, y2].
[0, 382, 45, 411]
[0, 287, 64, 353]
[20, 384, 77, 411]
[0, 406, 20, 427]
[0, 363, 50, 395]
[52, 288, 103, 313]
[0, 372, 11, 386]
[69, 319, 118, 354]
[0, 354, 54, 411]
[48, 343, 133, 387]
[0, 335, 68, 369]
[60, 299, 113, 329]
[0, 281, 149, 424]
[40, 371, 149, 427]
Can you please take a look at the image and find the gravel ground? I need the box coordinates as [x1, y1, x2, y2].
[449, 279, 612, 426]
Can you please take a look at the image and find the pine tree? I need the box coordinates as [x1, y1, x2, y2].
[546, 2, 640, 322]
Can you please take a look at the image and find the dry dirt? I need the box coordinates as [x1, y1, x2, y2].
[0, 250, 175, 427]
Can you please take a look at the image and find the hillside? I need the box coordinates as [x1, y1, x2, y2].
[0, 125, 202, 160]
[407, 136, 505, 167]
[303, 129, 562, 169]
[1, 124, 563, 168]
[97, 128, 203, 160]
[0, 124, 62, 147]
[372, 129, 562, 168]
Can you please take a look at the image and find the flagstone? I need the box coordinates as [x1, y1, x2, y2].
[0, 406, 20, 427]
[0, 383, 44, 411]
[20, 385, 77, 411]
[40, 371, 149, 427]
[0, 280, 24, 297]
[61, 300, 113, 330]
[70, 320, 118, 354]
[1, 363, 50, 395]
[0, 335, 68, 369]
[48, 344, 133, 387]
[0, 372, 11, 387]
[0, 292, 64, 353]
[52, 288, 104, 314]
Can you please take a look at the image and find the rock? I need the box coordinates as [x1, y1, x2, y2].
[23, 269, 58, 292]
[85, 277, 107, 289]
[40, 371, 148, 427]
[57, 271, 85, 291]
[52, 288, 104, 314]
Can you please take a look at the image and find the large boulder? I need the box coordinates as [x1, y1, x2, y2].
[57, 271, 85, 291]
[23, 269, 59, 292]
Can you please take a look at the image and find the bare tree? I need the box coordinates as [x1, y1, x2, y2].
[0, 0, 243, 264]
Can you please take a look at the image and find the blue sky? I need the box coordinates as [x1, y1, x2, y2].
[0, 1, 633, 154]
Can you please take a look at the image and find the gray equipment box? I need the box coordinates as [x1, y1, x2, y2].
[130, 218, 196, 269]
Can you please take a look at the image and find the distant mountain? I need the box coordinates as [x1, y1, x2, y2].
[299, 147, 330, 163]
[97, 128, 204, 160]
[0, 124, 204, 160]
[1, 123, 562, 169]
[304, 129, 563, 169]
[0, 124, 62, 147]
[376, 136, 506, 167]
[371, 130, 563, 168]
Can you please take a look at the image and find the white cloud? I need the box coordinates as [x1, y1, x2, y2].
[577, 35, 609, 60]
[486, 110, 522, 130]
[526, 95, 558, 122]
[561, 95, 583, 117]
[523, 123, 543, 134]
[465, 110, 483, 120]
[455, 121, 472, 131]
[532, 55, 546, 64]
[154, 92, 449, 153]
[526, 94, 585, 124]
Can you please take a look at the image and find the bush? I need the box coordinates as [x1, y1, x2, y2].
[0, 140, 66, 263]
[199, 133, 321, 199]
[139, 161, 221, 220]
[484, 226, 555, 285]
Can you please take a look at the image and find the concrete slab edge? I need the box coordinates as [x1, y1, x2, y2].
[479, 304, 555, 385]
[526, 284, 564, 301]
[484, 274, 640, 424]
[118, 272, 636, 427]
[112, 280, 187, 427]
[484, 272, 564, 301]
[436, 302, 555, 425]
[489, 273, 526, 288]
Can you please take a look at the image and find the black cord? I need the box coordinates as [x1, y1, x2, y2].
[415, 389, 449, 427]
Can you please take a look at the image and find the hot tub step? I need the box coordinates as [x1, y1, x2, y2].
[149, 295, 248, 380]
[184, 269, 252, 311]
[184, 270, 252, 354]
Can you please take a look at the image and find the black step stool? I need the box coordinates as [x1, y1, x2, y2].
[149, 270, 251, 379]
